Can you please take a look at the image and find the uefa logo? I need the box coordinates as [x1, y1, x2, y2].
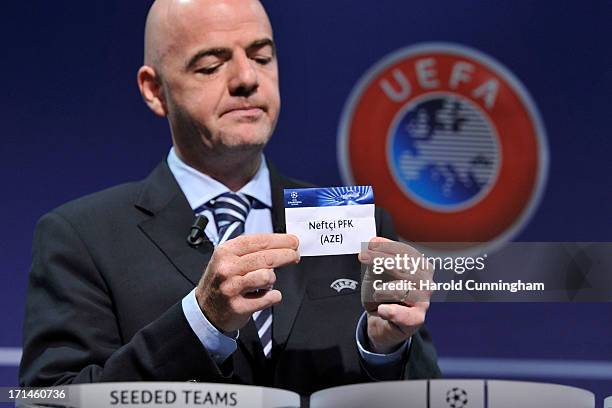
[338, 43, 548, 250]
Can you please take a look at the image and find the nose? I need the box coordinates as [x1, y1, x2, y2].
[228, 52, 259, 97]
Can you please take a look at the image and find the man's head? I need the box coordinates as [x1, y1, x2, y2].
[137, 0, 280, 169]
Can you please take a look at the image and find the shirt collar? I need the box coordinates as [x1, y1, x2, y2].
[167, 147, 272, 211]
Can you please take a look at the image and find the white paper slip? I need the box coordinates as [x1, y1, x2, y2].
[284, 186, 376, 256]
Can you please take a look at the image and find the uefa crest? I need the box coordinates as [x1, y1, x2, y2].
[338, 43, 548, 248]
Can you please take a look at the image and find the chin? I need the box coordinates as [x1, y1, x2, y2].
[219, 125, 273, 150]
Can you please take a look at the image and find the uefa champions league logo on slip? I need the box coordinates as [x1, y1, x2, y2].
[338, 42, 548, 252]
[287, 191, 302, 207]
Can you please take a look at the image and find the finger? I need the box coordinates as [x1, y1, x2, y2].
[406, 290, 433, 304]
[239, 248, 300, 273]
[359, 249, 408, 267]
[372, 290, 432, 304]
[359, 247, 392, 265]
[236, 289, 282, 315]
[360, 249, 434, 281]
[372, 280, 410, 303]
[371, 284, 433, 304]
[367, 237, 421, 258]
[377, 303, 427, 330]
[222, 233, 299, 256]
[367, 309, 407, 340]
[413, 301, 431, 312]
[239, 269, 276, 293]
[360, 250, 417, 281]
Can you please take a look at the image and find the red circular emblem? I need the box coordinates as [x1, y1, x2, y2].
[338, 43, 548, 246]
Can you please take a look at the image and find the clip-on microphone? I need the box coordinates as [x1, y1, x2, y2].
[186, 215, 209, 247]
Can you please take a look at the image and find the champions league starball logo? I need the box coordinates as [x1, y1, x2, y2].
[446, 387, 469, 408]
[338, 43, 548, 250]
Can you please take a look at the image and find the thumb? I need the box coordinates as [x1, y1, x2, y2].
[377, 303, 399, 321]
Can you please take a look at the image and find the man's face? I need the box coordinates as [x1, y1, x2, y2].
[157, 0, 280, 155]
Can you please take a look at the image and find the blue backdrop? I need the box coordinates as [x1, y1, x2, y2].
[1, 0, 611, 404]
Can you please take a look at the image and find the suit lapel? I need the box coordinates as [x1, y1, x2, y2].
[135, 163, 263, 370]
[135, 162, 214, 286]
[134, 160, 309, 355]
[267, 162, 309, 349]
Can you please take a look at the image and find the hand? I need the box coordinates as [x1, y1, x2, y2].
[359, 237, 434, 354]
[195, 233, 300, 333]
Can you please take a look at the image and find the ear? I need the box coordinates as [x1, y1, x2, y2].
[137, 65, 167, 117]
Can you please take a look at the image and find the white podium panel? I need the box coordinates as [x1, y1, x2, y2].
[604, 396, 612, 408]
[487, 380, 594, 408]
[16, 382, 300, 408]
[310, 380, 427, 408]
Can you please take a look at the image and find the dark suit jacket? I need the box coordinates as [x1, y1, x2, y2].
[19, 160, 441, 396]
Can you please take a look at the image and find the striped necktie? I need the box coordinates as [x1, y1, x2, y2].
[209, 192, 273, 358]
[210, 192, 252, 244]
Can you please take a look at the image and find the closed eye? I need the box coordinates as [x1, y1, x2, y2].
[195, 65, 222, 75]
[253, 56, 272, 65]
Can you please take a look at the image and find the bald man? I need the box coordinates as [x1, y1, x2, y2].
[20, 0, 440, 396]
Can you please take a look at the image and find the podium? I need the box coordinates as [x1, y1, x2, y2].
[14, 380, 595, 408]
[310, 380, 595, 408]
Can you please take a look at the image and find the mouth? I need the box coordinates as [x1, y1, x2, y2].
[221, 105, 266, 118]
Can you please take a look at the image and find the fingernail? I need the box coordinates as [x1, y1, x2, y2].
[290, 235, 300, 248]
[359, 252, 370, 262]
